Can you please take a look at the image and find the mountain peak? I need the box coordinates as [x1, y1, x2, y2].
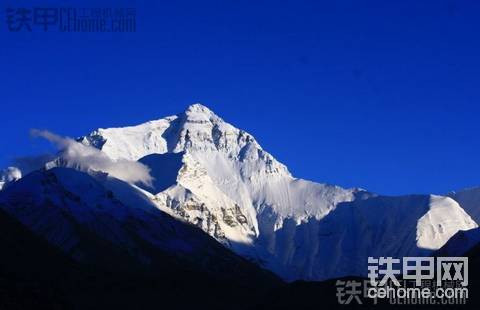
[79, 103, 252, 160]
[181, 103, 221, 125]
[185, 103, 213, 115]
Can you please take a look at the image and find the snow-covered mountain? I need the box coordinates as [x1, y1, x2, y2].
[67, 103, 477, 281]
[0, 103, 477, 281]
[310, 194, 475, 279]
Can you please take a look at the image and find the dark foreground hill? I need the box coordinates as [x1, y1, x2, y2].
[0, 207, 282, 310]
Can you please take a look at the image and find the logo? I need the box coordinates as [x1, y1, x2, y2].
[6, 7, 136, 32]
[336, 257, 469, 305]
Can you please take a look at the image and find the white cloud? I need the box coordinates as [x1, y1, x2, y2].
[30, 129, 154, 186]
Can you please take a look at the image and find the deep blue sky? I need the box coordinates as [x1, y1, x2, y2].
[1, 0, 480, 195]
